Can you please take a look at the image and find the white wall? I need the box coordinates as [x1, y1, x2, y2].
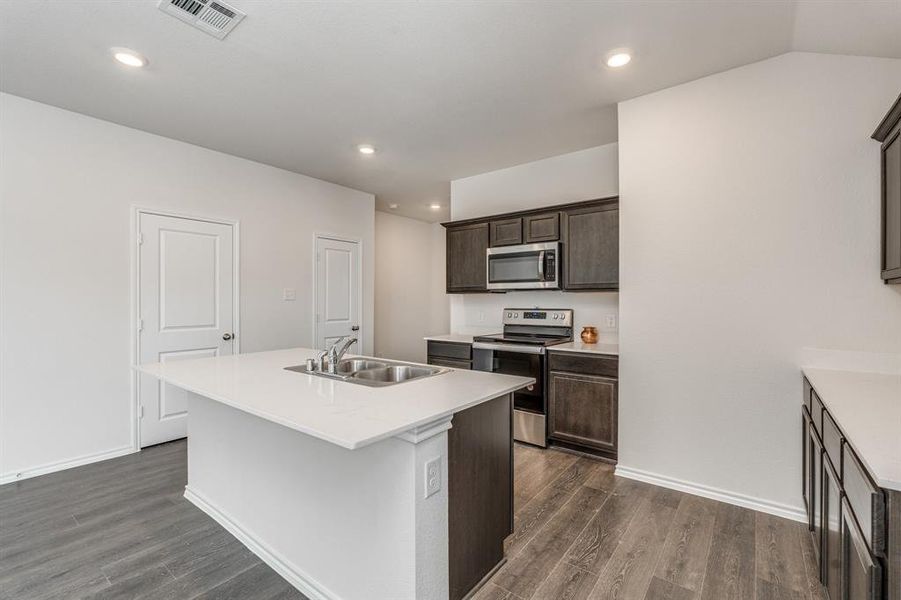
[617, 53, 901, 518]
[0, 93, 375, 480]
[374, 211, 448, 363]
[450, 144, 620, 337]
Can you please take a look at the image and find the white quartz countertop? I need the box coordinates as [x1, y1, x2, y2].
[802, 367, 901, 491]
[549, 341, 619, 356]
[423, 334, 475, 344]
[137, 348, 533, 450]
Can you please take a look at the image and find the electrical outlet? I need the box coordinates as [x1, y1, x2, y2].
[424, 457, 441, 498]
[477, 311, 485, 322]
[605, 315, 617, 329]
[283, 288, 296, 301]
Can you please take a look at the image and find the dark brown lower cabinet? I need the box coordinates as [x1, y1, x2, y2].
[810, 423, 824, 566]
[802, 375, 900, 600]
[448, 394, 513, 600]
[803, 409, 810, 518]
[547, 352, 618, 461]
[823, 455, 843, 599]
[843, 497, 883, 600]
[427, 340, 472, 370]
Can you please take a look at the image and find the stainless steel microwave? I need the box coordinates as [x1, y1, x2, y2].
[486, 242, 560, 290]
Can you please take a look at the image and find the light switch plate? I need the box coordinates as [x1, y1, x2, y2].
[283, 288, 296, 301]
[424, 457, 441, 498]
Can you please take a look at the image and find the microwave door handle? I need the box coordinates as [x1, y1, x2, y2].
[537, 250, 545, 280]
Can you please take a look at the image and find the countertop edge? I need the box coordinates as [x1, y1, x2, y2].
[549, 344, 619, 356]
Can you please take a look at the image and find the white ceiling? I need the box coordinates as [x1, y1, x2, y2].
[1, 1, 899, 222]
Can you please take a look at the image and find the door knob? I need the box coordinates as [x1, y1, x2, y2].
[222, 333, 234, 341]
[350, 325, 360, 331]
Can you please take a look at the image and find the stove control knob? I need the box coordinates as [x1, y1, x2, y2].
[552, 314, 558, 320]
[513, 312, 519, 318]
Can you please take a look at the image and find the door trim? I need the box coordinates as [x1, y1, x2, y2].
[130, 206, 241, 450]
[312, 233, 364, 353]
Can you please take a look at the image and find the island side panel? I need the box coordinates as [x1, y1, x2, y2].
[448, 393, 513, 600]
[184, 391, 444, 600]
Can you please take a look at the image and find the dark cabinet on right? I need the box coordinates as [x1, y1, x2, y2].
[801, 375, 900, 600]
[547, 351, 618, 461]
[872, 92, 901, 285]
[562, 200, 619, 291]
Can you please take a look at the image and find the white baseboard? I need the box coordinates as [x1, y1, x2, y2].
[184, 486, 338, 600]
[0, 445, 137, 486]
[614, 465, 807, 523]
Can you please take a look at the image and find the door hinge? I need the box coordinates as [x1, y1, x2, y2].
[137, 233, 144, 245]
[139, 405, 144, 419]
[137, 318, 143, 332]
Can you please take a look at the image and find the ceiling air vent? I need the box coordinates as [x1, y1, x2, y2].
[158, 0, 246, 40]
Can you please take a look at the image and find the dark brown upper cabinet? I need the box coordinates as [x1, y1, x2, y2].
[872, 92, 901, 285]
[446, 222, 489, 293]
[563, 200, 619, 291]
[489, 218, 523, 247]
[443, 196, 618, 293]
[523, 212, 560, 243]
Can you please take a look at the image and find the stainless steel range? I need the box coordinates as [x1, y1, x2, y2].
[472, 308, 573, 447]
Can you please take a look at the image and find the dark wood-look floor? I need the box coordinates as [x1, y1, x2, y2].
[0, 440, 306, 600]
[1, 439, 825, 600]
[477, 444, 827, 600]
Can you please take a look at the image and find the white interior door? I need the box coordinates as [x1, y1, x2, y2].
[138, 213, 235, 447]
[315, 236, 361, 352]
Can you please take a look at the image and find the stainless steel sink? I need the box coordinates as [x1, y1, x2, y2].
[284, 357, 449, 387]
[335, 359, 386, 374]
[350, 365, 439, 384]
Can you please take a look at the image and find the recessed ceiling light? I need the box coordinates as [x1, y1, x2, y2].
[388, 203, 398, 209]
[112, 47, 147, 68]
[358, 144, 376, 155]
[605, 50, 632, 68]
[430, 203, 442, 210]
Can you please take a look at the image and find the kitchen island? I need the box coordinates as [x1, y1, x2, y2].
[137, 348, 533, 600]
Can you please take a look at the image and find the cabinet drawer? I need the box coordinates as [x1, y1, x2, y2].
[842, 443, 886, 556]
[548, 352, 618, 378]
[811, 389, 824, 435]
[427, 341, 472, 361]
[803, 377, 813, 414]
[427, 357, 471, 370]
[821, 410, 843, 478]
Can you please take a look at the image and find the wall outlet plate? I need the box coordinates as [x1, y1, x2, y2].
[424, 457, 441, 498]
[605, 315, 617, 329]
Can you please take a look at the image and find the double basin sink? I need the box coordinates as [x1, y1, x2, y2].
[285, 357, 449, 387]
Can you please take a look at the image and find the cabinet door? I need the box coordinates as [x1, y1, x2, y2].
[803, 409, 810, 524]
[489, 218, 523, 247]
[548, 371, 617, 455]
[842, 498, 883, 600]
[809, 424, 824, 567]
[882, 126, 901, 283]
[823, 456, 843, 599]
[523, 212, 560, 243]
[446, 223, 489, 293]
[563, 202, 619, 290]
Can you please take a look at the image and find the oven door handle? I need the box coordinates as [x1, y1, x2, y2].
[472, 342, 546, 355]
